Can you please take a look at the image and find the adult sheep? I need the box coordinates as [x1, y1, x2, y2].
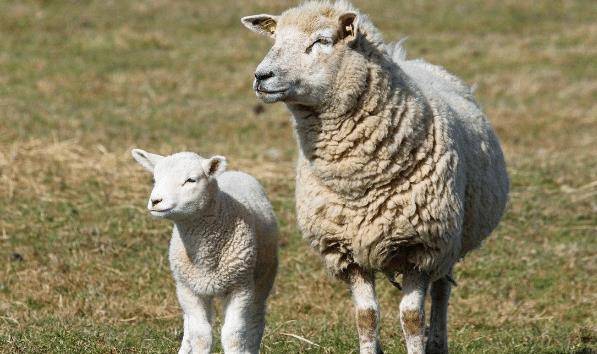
[242, 1, 508, 354]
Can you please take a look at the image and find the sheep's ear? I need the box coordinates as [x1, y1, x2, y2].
[241, 14, 278, 38]
[338, 12, 358, 42]
[202, 156, 227, 178]
[131, 148, 163, 173]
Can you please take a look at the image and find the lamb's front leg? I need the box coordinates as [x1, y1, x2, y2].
[176, 284, 213, 354]
[221, 287, 261, 354]
[399, 269, 429, 354]
[349, 267, 383, 354]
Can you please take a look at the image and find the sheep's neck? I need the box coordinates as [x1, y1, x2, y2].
[288, 52, 435, 200]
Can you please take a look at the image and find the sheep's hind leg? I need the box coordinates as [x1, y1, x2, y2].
[426, 275, 452, 354]
[349, 267, 383, 354]
[176, 284, 213, 354]
[399, 269, 429, 354]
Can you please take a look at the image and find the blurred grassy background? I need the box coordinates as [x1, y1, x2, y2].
[0, 0, 595, 352]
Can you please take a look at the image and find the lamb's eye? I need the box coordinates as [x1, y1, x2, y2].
[184, 178, 197, 184]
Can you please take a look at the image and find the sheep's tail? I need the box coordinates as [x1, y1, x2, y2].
[385, 272, 402, 290]
[386, 37, 409, 63]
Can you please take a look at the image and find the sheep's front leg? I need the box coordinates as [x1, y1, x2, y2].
[176, 284, 213, 354]
[426, 275, 452, 354]
[349, 267, 383, 354]
[222, 287, 261, 354]
[399, 269, 429, 354]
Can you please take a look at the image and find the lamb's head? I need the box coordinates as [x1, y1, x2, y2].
[242, 1, 375, 108]
[131, 149, 227, 221]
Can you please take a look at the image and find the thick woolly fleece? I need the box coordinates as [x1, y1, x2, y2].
[170, 171, 278, 298]
[285, 2, 509, 281]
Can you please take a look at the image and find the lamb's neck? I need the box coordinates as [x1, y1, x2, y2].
[289, 58, 434, 200]
[173, 192, 234, 263]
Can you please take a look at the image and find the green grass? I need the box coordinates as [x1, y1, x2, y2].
[0, 0, 595, 353]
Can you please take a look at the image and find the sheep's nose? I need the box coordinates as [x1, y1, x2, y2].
[151, 198, 162, 207]
[254, 71, 274, 81]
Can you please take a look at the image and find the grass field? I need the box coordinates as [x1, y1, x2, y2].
[0, 0, 595, 353]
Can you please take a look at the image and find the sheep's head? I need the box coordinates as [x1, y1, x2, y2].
[241, 1, 364, 107]
[131, 149, 227, 221]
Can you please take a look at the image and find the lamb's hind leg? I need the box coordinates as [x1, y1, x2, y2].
[222, 286, 261, 354]
[349, 267, 383, 354]
[426, 275, 452, 354]
[250, 265, 276, 351]
[399, 269, 429, 354]
[176, 284, 213, 354]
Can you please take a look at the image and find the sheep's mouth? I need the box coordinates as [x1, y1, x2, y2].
[255, 87, 289, 103]
[150, 207, 174, 215]
[252, 77, 290, 103]
[256, 87, 288, 94]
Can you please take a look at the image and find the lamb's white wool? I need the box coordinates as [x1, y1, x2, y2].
[132, 149, 278, 354]
[242, 1, 508, 353]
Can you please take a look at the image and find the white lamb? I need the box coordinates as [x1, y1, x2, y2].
[132, 149, 278, 354]
[242, 1, 509, 353]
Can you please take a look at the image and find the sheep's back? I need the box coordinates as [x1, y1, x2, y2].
[398, 58, 509, 254]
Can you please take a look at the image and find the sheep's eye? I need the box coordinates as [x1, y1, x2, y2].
[306, 37, 332, 53]
[184, 178, 197, 184]
[315, 37, 332, 45]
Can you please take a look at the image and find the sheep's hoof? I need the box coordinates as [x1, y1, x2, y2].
[425, 341, 448, 354]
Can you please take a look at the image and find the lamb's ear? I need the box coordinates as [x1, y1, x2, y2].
[131, 148, 163, 173]
[241, 14, 278, 38]
[338, 12, 358, 42]
[202, 156, 227, 178]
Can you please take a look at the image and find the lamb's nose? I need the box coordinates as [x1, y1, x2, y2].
[151, 198, 162, 207]
[254, 71, 274, 81]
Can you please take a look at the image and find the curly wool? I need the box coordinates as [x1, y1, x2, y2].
[170, 171, 278, 296]
[287, 2, 509, 281]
